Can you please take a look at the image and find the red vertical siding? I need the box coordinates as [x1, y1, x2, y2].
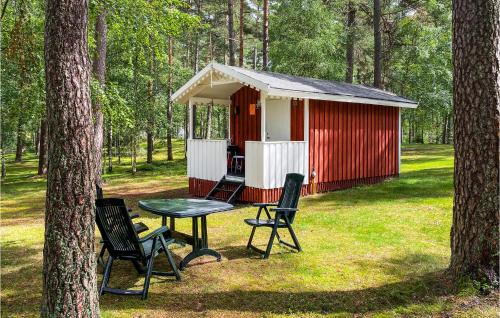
[230, 86, 261, 154]
[290, 99, 304, 141]
[309, 100, 399, 185]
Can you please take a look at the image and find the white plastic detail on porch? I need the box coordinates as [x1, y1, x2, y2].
[187, 139, 309, 189]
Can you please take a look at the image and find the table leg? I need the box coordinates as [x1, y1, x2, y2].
[179, 216, 222, 270]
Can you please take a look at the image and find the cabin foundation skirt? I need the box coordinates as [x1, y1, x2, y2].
[189, 175, 397, 203]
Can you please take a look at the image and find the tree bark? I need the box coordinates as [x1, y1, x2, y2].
[239, 0, 244, 67]
[450, 0, 499, 286]
[92, 4, 107, 186]
[345, 1, 356, 83]
[373, 0, 382, 88]
[228, 0, 236, 66]
[41, 0, 99, 315]
[262, 0, 269, 70]
[15, 118, 23, 162]
[147, 132, 154, 164]
[38, 118, 48, 175]
[167, 37, 174, 161]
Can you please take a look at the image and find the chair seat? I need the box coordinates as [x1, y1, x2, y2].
[244, 218, 286, 227]
[134, 222, 149, 234]
[141, 236, 175, 257]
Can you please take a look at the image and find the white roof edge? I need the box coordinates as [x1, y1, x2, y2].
[212, 63, 270, 92]
[171, 62, 270, 103]
[267, 88, 418, 108]
[170, 63, 214, 102]
[171, 62, 417, 108]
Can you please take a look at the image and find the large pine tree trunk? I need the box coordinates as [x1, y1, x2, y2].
[450, 0, 499, 285]
[345, 1, 356, 83]
[167, 37, 174, 161]
[227, 0, 236, 66]
[37, 118, 48, 175]
[262, 0, 269, 70]
[92, 4, 107, 185]
[373, 0, 382, 88]
[239, 0, 244, 67]
[41, 0, 99, 316]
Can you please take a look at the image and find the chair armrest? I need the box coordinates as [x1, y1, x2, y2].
[270, 207, 298, 215]
[252, 202, 278, 207]
[138, 226, 169, 243]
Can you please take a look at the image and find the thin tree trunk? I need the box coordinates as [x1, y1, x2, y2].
[15, 118, 23, 162]
[262, 0, 269, 70]
[1, 148, 5, 179]
[147, 132, 154, 164]
[41, 0, 99, 315]
[107, 124, 112, 172]
[228, 0, 236, 66]
[117, 135, 121, 164]
[239, 0, 244, 67]
[1, 137, 6, 179]
[167, 37, 174, 161]
[92, 4, 107, 185]
[35, 127, 40, 155]
[345, 1, 356, 83]
[373, 0, 382, 88]
[38, 118, 48, 175]
[131, 137, 137, 175]
[449, 0, 499, 285]
[253, 46, 257, 69]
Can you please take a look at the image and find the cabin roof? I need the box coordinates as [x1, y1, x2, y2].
[171, 62, 418, 108]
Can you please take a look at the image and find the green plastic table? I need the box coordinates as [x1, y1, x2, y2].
[138, 199, 234, 270]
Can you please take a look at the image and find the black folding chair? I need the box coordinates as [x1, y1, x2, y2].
[96, 184, 148, 265]
[96, 198, 180, 300]
[244, 173, 305, 259]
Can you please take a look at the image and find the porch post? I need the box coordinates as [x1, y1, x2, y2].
[260, 93, 266, 141]
[304, 99, 309, 141]
[398, 107, 401, 174]
[188, 98, 194, 139]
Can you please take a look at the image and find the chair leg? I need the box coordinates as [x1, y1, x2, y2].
[160, 236, 181, 281]
[264, 223, 279, 259]
[98, 244, 107, 266]
[247, 226, 257, 249]
[100, 255, 113, 295]
[132, 260, 145, 274]
[285, 219, 302, 252]
[142, 255, 155, 300]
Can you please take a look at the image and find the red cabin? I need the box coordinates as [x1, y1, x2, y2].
[171, 63, 417, 203]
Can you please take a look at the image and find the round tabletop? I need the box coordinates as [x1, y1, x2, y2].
[138, 198, 234, 218]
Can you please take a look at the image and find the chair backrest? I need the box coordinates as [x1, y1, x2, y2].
[95, 198, 144, 258]
[96, 183, 104, 200]
[277, 173, 305, 223]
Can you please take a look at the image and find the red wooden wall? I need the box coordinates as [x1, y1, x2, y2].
[290, 99, 304, 141]
[230, 86, 261, 154]
[309, 100, 399, 186]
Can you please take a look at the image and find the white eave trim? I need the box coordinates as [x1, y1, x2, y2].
[171, 62, 418, 109]
[171, 62, 270, 103]
[267, 88, 418, 109]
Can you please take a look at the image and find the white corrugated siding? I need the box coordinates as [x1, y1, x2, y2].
[245, 141, 308, 189]
[187, 139, 227, 181]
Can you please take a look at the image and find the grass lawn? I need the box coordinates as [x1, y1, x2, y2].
[1, 141, 497, 317]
